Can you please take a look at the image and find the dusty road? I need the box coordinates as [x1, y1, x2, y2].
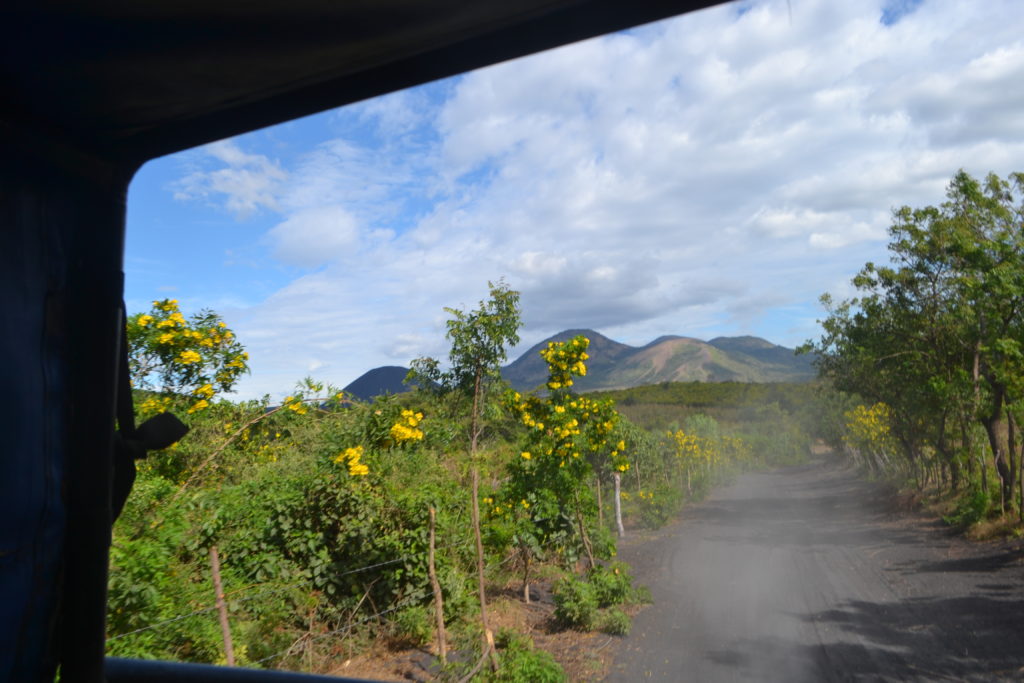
[605, 461, 1024, 682]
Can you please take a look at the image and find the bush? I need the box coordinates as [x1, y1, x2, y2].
[944, 485, 990, 529]
[587, 563, 632, 608]
[636, 486, 683, 529]
[489, 629, 565, 683]
[552, 576, 598, 629]
[391, 605, 432, 647]
[597, 608, 631, 636]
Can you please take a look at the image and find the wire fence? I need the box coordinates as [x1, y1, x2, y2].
[251, 604, 406, 667]
[107, 539, 472, 645]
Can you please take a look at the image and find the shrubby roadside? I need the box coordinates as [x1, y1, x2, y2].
[110, 295, 817, 679]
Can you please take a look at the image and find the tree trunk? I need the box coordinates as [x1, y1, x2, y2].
[428, 507, 447, 664]
[1007, 408, 1017, 516]
[574, 490, 595, 571]
[468, 369, 498, 671]
[972, 343, 989, 496]
[1015, 407, 1024, 522]
[470, 369, 481, 455]
[960, 420, 976, 486]
[613, 472, 624, 538]
[470, 466, 496, 670]
[981, 382, 1011, 512]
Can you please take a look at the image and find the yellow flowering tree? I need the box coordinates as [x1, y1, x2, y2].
[667, 413, 751, 496]
[844, 403, 899, 474]
[128, 298, 249, 411]
[498, 335, 627, 598]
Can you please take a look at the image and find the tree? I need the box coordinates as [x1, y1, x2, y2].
[408, 280, 521, 672]
[127, 298, 249, 412]
[808, 170, 1024, 511]
[501, 335, 628, 599]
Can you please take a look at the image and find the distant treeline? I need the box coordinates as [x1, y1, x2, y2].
[588, 381, 819, 431]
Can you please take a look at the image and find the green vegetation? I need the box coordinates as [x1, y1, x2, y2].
[109, 285, 821, 676]
[805, 169, 1024, 530]
[551, 563, 643, 635]
[487, 630, 565, 683]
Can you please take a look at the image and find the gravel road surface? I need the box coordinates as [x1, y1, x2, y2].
[605, 461, 1024, 682]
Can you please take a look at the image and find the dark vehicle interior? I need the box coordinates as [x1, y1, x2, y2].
[1, 2, 725, 681]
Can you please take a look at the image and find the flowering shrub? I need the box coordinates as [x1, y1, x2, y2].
[334, 445, 369, 476]
[844, 403, 899, 473]
[496, 336, 627, 573]
[390, 410, 425, 443]
[667, 415, 751, 497]
[127, 298, 249, 412]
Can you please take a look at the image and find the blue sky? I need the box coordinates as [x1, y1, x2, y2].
[125, 0, 1024, 400]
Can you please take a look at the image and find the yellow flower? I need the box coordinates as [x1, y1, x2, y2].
[158, 332, 175, 344]
[188, 399, 209, 414]
[390, 418, 424, 443]
[192, 383, 214, 399]
[137, 314, 153, 327]
[334, 446, 369, 475]
[177, 350, 201, 364]
[521, 500, 530, 509]
[521, 451, 532, 460]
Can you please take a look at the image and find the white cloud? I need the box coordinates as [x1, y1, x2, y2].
[172, 139, 286, 218]
[158, 0, 1024, 399]
[265, 205, 360, 267]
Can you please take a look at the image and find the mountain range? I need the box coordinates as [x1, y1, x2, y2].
[500, 329, 814, 392]
[343, 329, 814, 400]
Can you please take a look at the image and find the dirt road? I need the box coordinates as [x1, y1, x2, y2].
[605, 461, 1024, 682]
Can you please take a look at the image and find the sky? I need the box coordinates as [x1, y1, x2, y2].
[124, 0, 1024, 401]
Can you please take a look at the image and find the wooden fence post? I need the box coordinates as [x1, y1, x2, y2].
[208, 545, 235, 666]
[428, 507, 447, 664]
